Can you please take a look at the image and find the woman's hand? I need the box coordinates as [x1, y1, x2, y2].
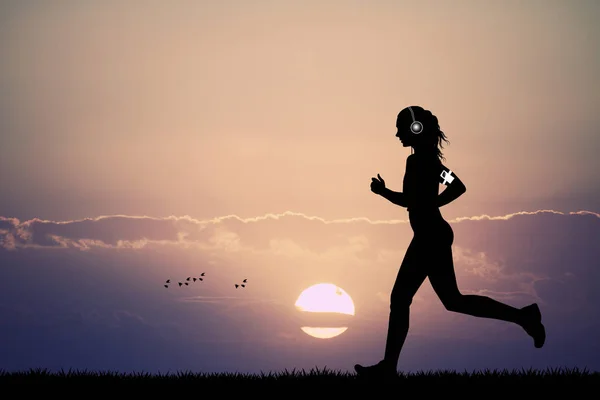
[370, 174, 386, 195]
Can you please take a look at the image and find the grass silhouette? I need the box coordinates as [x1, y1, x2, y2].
[1, 366, 597, 391]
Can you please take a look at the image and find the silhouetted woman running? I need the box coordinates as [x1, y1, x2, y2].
[355, 106, 546, 378]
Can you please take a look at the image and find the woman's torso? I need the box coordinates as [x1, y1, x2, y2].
[403, 153, 450, 236]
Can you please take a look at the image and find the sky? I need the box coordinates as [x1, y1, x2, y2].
[1, 0, 599, 373]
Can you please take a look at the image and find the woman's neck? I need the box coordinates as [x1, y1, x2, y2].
[412, 146, 436, 155]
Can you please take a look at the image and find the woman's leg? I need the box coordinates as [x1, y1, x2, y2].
[355, 237, 428, 376]
[383, 237, 429, 367]
[427, 244, 545, 347]
[427, 245, 523, 323]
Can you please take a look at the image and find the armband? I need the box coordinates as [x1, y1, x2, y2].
[440, 170, 454, 186]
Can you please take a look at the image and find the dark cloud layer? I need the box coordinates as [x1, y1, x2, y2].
[0, 210, 598, 373]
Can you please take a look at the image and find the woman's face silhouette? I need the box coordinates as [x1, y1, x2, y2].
[395, 112, 413, 148]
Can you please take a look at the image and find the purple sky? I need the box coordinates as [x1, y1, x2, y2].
[1, 210, 599, 373]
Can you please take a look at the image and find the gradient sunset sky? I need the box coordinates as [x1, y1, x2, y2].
[1, 0, 599, 373]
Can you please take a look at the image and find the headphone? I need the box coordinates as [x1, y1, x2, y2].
[408, 106, 423, 135]
[407, 106, 423, 155]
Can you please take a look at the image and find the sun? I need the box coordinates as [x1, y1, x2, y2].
[295, 283, 355, 339]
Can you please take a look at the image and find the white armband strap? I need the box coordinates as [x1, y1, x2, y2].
[440, 170, 455, 185]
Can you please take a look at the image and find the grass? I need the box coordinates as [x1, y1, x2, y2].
[1, 367, 597, 393]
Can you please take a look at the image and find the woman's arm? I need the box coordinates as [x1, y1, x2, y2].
[437, 164, 466, 207]
[380, 187, 409, 208]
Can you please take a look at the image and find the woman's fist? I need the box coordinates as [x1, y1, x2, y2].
[370, 173, 386, 195]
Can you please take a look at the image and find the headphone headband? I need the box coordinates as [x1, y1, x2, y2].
[408, 106, 416, 122]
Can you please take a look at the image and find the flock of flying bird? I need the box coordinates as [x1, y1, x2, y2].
[163, 273, 248, 289]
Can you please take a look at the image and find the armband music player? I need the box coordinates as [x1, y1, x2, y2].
[440, 170, 454, 185]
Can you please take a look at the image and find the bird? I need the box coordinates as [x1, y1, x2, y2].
[241, 284, 245, 288]
[201, 272, 205, 276]
[193, 278, 197, 282]
[164, 285, 168, 288]
[186, 277, 191, 281]
[166, 279, 170, 283]
[198, 278, 203, 281]
[235, 284, 239, 288]
[185, 282, 189, 286]
[178, 282, 183, 287]
[243, 279, 247, 283]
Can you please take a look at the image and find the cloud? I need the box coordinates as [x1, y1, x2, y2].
[1, 209, 598, 250]
[0, 209, 599, 372]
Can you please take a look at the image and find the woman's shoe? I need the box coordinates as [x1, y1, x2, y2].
[521, 303, 546, 348]
[354, 360, 398, 379]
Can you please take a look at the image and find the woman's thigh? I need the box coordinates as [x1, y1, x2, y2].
[426, 244, 461, 302]
[390, 222, 454, 306]
[390, 238, 428, 307]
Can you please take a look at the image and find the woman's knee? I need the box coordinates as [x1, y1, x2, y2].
[440, 293, 464, 312]
[390, 292, 414, 310]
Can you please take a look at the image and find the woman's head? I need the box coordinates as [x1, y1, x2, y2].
[395, 106, 450, 161]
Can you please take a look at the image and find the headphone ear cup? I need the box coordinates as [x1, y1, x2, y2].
[410, 121, 423, 134]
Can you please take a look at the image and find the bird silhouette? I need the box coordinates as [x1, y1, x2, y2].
[201, 272, 205, 276]
[193, 278, 197, 282]
[198, 277, 203, 281]
[241, 284, 245, 288]
[166, 279, 170, 283]
[235, 284, 239, 288]
[178, 282, 183, 287]
[243, 279, 247, 283]
[164, 284, 168, 288]
[186, 277, 191, 281]
[185, 282, 189, 286]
